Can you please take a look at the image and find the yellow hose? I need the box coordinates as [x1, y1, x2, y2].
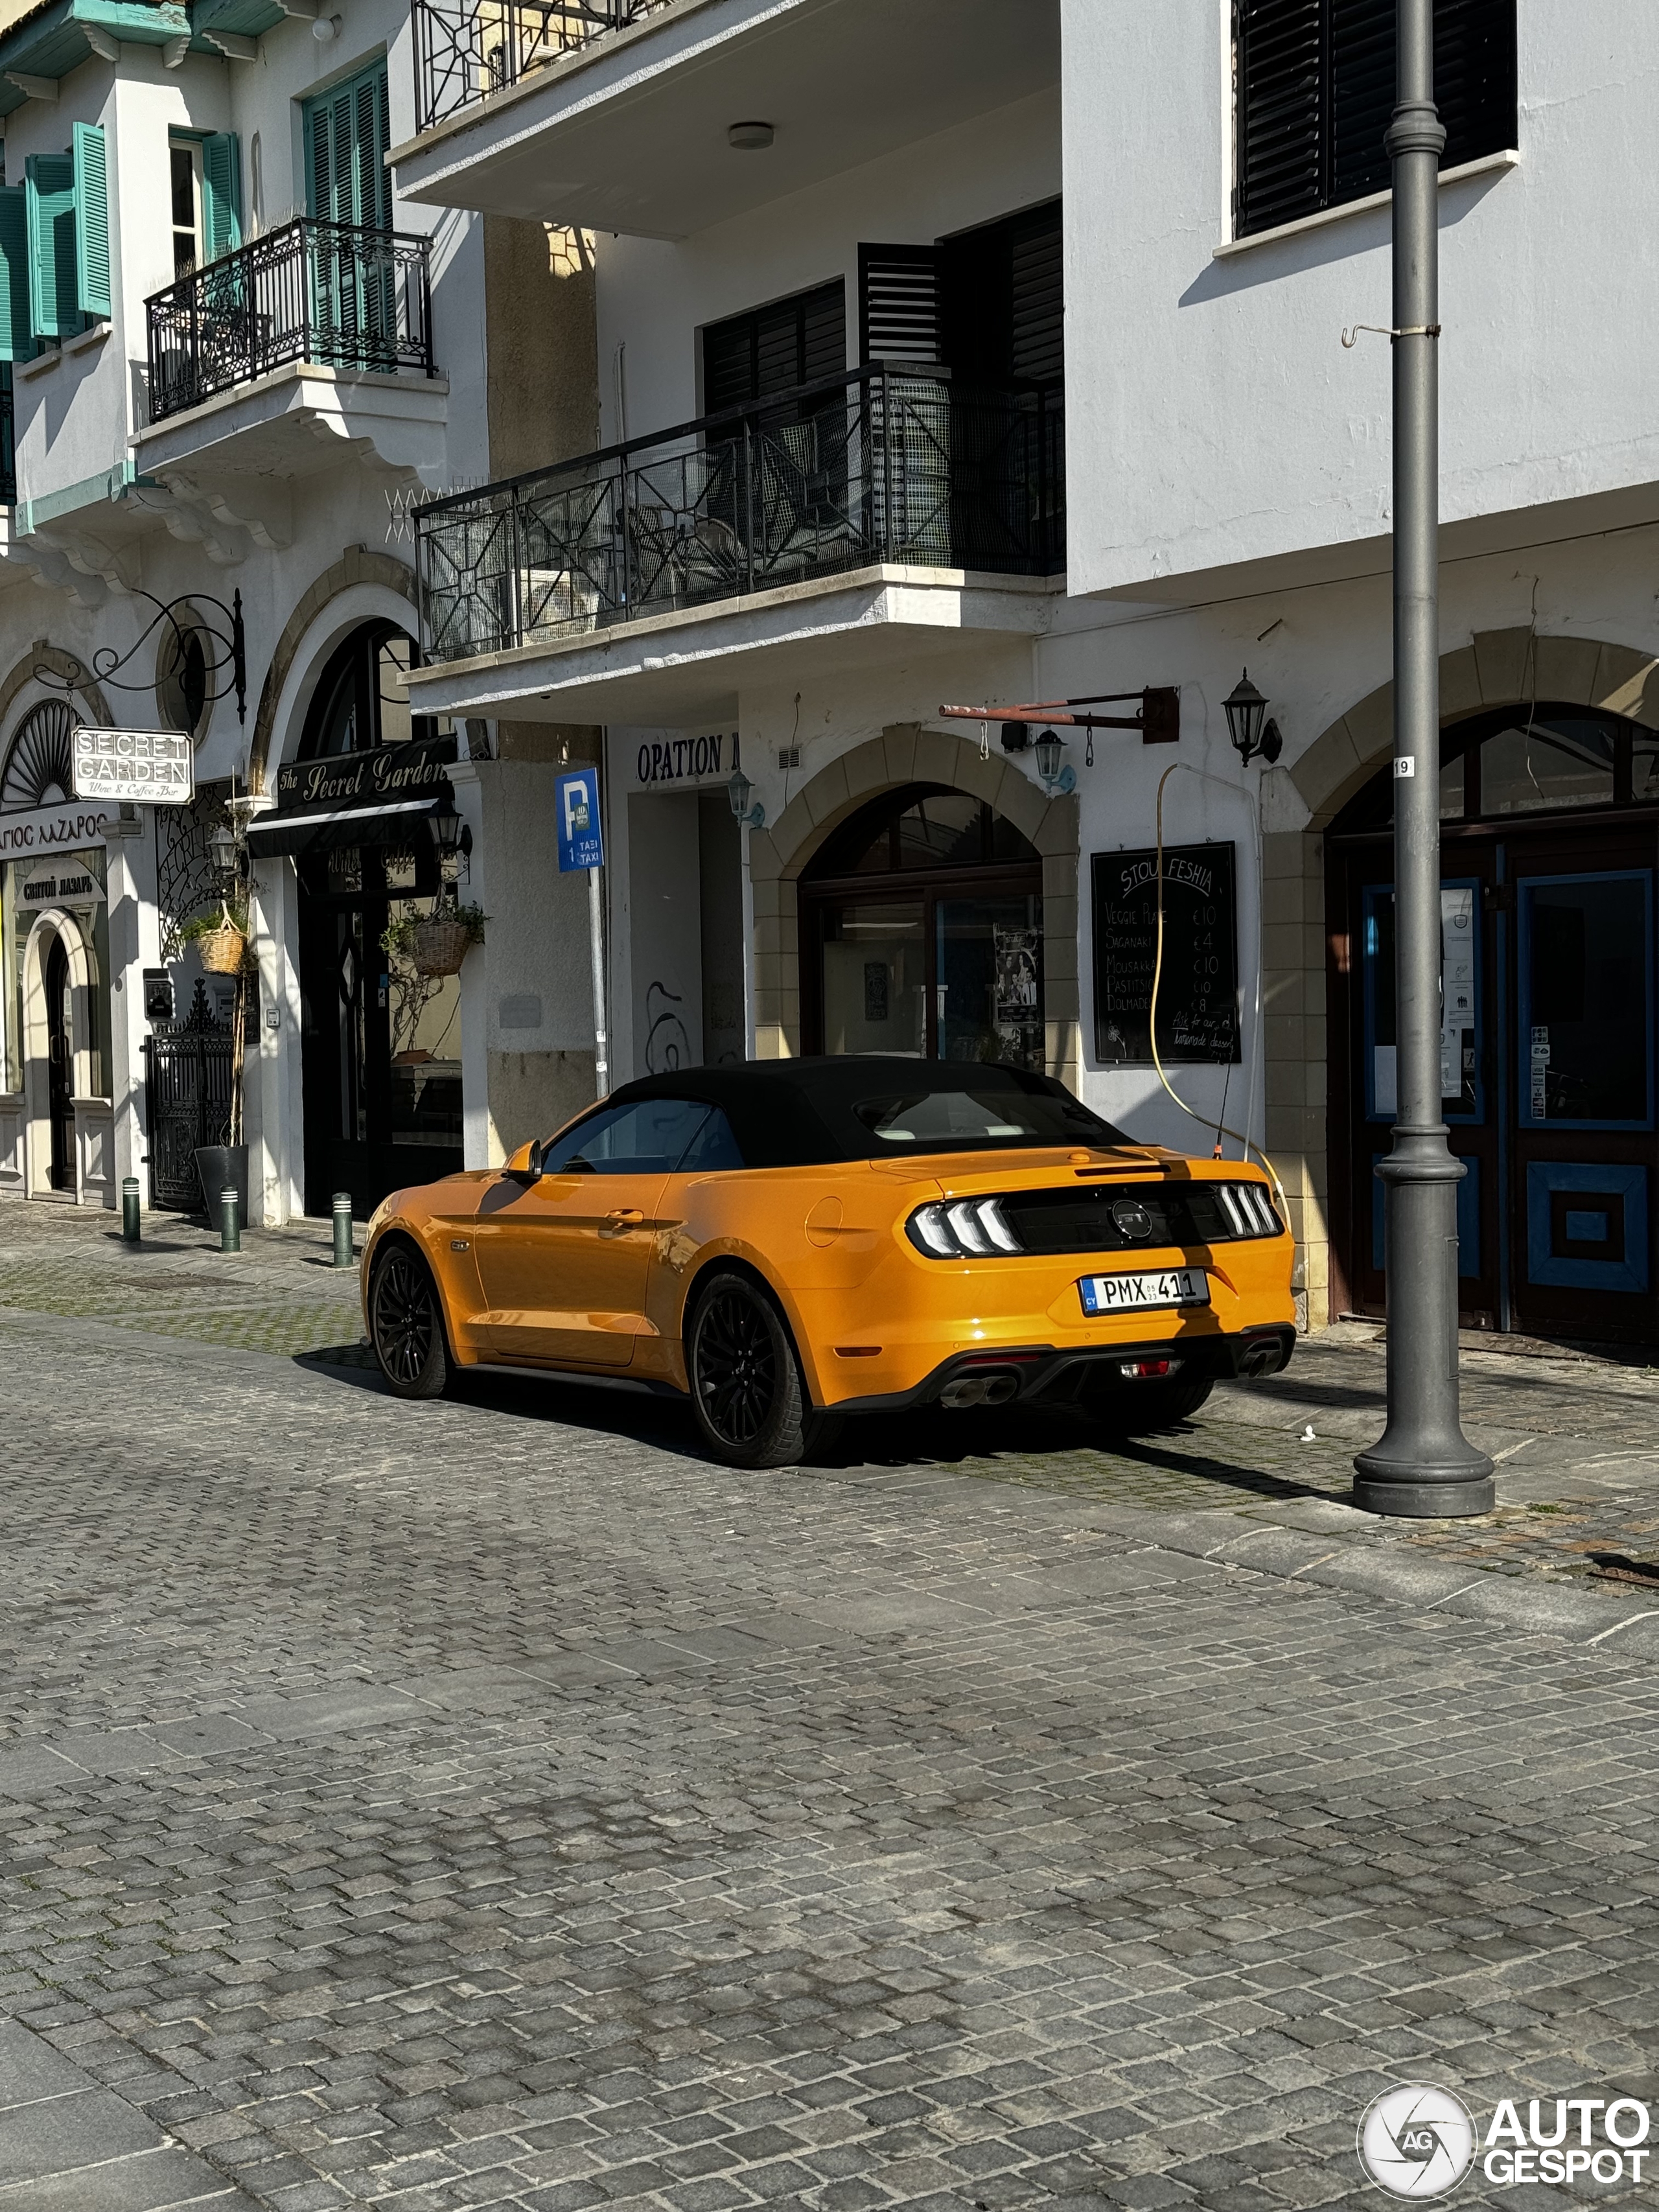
[1149, 760, 1288, 1213]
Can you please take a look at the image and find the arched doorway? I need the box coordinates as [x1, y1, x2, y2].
[800, 784, 1045, 1064]
[43, 935, 73, 1189]
[292, 621, 464, 1216]
[1328, 702, 1658, 1344]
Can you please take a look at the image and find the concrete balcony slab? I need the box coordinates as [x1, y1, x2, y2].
[393, 0, 1058, 237]
[404, 561, 1062, 723]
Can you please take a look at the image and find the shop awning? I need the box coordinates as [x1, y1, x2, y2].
[246, 787, 453, 860]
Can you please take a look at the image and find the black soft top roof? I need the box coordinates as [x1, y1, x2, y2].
[602, 1058, 1126, 1168]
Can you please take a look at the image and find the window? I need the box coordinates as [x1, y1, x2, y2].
[1329, 706, 1656, 833]
[540, 1097, 717, 1175]
[170, 141, 202, 275]
[299, 622, 435, 760]
[802, 786, 1046, 1069]
[1233, 0, 1516, 240]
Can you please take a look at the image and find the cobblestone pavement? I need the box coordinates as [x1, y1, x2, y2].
[2, 1197, 1659, 2210]
[6, 1195, 1657, 1592]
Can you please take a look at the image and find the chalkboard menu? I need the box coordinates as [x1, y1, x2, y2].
[1092, 841, 1240, 1065]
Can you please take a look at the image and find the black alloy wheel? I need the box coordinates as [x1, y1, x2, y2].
[688, 1270, 836, 1469]
[370, 1244, 452, 1399]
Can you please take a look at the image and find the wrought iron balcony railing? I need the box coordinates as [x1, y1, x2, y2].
[146, 218, 437, 426]
[0, 369, 13, 507]
[414, 0, 666, 132]
[415, 364, 1065, 666]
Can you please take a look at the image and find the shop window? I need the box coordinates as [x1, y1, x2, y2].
[1329, 704, 1654, 834]
[801, 785, 1045, 1069]
[300, 622, 430, 759]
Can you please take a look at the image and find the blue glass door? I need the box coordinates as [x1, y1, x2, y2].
[1511, 865, 1654, 1338]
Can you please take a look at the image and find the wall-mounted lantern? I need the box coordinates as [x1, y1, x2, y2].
[1222, 669, 1284, 767]
[726, 737, 765, 828]
[1032, 727, 1076, 797]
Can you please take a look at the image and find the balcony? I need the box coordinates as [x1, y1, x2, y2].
[415, 0, 666, 133]
[410, 364, 1063, 722]
[392, 0, 1058, 239]
[131, 218, 445, 490]
[0, 372, 13, 508]
[148, 218, 435, 422]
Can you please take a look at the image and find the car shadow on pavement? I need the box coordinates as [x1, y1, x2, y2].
[297, 1345, 1343, 1505]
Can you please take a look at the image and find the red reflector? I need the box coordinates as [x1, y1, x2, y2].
[1120, 1358, 1172, 1379]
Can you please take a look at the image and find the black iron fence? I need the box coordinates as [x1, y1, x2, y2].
[414, 0, 664, 131]
[146, 218, 436, 425]
[416, 365, 1065, 666]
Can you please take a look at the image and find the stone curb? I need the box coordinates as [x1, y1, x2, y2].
[1048, 1495, 1659, 1651]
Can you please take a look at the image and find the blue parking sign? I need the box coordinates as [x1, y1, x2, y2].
[555, 768, 604, 871]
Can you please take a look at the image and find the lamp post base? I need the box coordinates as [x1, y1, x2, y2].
[1352, 1450, 1494, 1520]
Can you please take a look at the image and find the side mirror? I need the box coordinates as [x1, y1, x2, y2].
[505, 1138, 543, 1184]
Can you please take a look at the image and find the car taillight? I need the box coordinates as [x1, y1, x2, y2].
[1216, 1182, 1282, 1237]
[907, 1198, 1025, 1258]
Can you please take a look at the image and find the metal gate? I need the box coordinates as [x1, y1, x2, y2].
[143, 979, 235, 1211]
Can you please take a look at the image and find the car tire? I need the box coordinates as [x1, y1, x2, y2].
[1091, 1375, 1213, 1434]
[369, 1242, 452, 1400]
[687, 1270, 833, 1469]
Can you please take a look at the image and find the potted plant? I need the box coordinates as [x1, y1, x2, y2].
[382, 901, 487, 979]
[179, 898, 254, 1226]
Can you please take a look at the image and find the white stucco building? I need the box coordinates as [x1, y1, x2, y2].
[388, 0, 1659, 1351]
[0, 0, 600, 1224]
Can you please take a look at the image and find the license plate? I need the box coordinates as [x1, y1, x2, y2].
[1078, 1266, 1209, 1316]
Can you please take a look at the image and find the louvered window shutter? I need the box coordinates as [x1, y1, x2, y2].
[1235, 0, 1515, 239]
[202, 132, 242, 261]
[371, 65, 391, 229]
[72, 123, 109, 320]
[1010, 204, 1063, 384]
[0, 183, 34, 360]
[859, 246, 940, 367]
[1435, 0, 1517, 168]
[702, 280, 845, 409]
[1235, 0, 1325, 236]
[25, 152, 79, 341]
[702, 316, 754, 413]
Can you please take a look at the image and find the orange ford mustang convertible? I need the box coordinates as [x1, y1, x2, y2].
[360, 1058, 1296, 1467]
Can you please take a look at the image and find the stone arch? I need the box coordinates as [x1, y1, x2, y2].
[247, 547, 417, 792]
[1266, 627, 1659, 1331]
[0, 644, 112, 739]
[1286, 627, 1659, 829]
[747, 723, 1082, 1087]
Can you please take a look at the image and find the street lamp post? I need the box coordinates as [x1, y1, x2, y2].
[1352, 0, 1494, 1518]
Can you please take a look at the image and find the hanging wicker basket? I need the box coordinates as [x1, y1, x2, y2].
[410, 916, 472, 977]
[197, 920, 247, 975]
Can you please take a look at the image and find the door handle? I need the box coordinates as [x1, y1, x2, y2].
[599, 1208, 645, 1238]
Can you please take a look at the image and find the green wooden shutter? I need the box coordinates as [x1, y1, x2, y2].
[303, 62, 389, 226]
[202, 132, 241, 262]
[25, 151, 78, 340]
[72, 122, 109, 320]
[0, 184, 34, 360]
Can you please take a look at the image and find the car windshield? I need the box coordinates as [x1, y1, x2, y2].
[852, 1083, 1120, 1152]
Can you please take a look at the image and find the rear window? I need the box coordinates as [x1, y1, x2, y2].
[851, 1082, 1120, 1153]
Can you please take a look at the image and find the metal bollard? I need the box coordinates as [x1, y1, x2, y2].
[121, 1176, 141, 1245]
[332, 1191, 355, 1268]
[220, 1185, 241, 1254]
